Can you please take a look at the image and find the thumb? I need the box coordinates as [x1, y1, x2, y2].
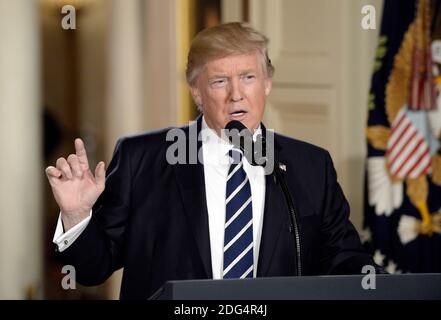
[95, 161, 106, 187]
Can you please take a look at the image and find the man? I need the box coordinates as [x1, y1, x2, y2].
[46, 22, 380, 299]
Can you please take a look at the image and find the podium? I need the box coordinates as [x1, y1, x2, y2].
[151, 273, 441, 300]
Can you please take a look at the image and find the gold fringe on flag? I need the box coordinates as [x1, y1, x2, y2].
[432, 153, 441, 186]
[385, 23, 415, 124]
[366, 126, 390, 150]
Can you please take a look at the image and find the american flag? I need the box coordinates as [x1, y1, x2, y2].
[386, 108, 431, 179]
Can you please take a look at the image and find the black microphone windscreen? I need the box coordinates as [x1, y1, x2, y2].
[225, 120, 247, 132]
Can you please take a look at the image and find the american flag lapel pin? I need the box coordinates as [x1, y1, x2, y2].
[279, 163, 287, 172]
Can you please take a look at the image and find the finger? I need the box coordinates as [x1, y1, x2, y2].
[67, 154, 83, 178]
[45, 166, 62, 185]
[94, 161, 106, 190]
[45, 166, 61, 178]
[56, 157, 73, 179]
[46, 166, 62, 186]
[75, 138, 89, 171]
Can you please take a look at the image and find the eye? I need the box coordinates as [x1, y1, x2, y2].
[210, 78, 227, 87]
[243, 74, 256, 82]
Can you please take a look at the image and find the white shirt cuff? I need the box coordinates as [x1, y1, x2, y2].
[52, 210, 92, 252]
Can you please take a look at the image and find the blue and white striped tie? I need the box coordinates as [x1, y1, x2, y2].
[223, 149, 254, 279]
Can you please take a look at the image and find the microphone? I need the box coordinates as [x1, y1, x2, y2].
[224, 120, 267, 167]
[224, 120, 302, 276]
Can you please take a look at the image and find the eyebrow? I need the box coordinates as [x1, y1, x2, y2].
[208, 75, 229, 81]
[239, 69, 256, 75]
[207, 69, 257, 81]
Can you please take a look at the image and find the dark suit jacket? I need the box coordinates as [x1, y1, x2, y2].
[56, 116, 378, 299]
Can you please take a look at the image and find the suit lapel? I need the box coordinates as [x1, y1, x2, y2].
[172, 116, 213, 278]
[257, 132, 289, 276]
[257, 166, 287, 276]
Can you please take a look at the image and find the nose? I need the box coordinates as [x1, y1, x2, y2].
[229, 78, 243, 102]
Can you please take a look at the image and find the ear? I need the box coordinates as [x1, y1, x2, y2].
[264, 78, 272, 97]
[189, 85, 203, 107]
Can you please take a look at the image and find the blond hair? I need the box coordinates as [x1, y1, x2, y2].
[186, 22, 275, 86]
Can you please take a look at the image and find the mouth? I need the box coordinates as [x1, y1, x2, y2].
[229, 110, 248, 119]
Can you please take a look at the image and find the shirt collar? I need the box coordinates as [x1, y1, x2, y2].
[201, 116, 232, 165]
[201, 115, 262, 165]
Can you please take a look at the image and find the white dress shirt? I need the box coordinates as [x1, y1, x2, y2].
[53, 116, 266, 279]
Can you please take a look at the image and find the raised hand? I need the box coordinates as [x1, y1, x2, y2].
[45, 138, 105, 231]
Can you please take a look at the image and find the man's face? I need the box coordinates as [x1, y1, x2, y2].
[190, 51, 272, 133]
